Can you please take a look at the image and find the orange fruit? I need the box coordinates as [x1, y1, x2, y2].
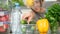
[36, 19, 49, 34]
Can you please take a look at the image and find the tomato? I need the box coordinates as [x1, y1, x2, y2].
[3, 24, 9, 29]
[1, 16, 6, 22]
[5, 15, 9, 21]
[0, 14, 9, 22]
[0, 24, 9, 32]
[4, 15, 9, 19]
[0, 26, 5, 32]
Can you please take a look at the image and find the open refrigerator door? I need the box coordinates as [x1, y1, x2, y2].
[0, 0, 60, 34]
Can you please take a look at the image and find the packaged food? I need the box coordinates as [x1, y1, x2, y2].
[0, 10, 10, 32]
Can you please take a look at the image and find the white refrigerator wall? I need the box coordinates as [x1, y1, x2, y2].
[45, 0, 57, 1]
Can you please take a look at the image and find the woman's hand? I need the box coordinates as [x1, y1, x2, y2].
[22, 11, 35, 24]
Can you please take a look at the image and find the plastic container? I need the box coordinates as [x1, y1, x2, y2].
[0, 10, 10, 33]
[20, 24, 37, 34]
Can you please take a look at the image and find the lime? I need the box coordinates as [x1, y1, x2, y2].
[20, 20, 27, 24]
[22, 28, 26, 32]
[31, 26, 35, 31]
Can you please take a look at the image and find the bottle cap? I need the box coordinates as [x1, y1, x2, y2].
[15, 3, 20, 6]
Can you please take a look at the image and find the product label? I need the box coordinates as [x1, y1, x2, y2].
[0, 22, 3, 26]
[0, 12, 4, 16]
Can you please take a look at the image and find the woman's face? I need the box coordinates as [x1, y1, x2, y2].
[32, 0, 44, 12]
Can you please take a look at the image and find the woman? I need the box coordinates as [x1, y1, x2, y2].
[22, 0, 45, 24]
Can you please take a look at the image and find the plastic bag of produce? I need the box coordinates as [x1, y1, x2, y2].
[0, 0, 9, 10]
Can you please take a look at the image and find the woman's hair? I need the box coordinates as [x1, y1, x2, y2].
[39, 0, 44, 2]
[39, 0, 44, 7]
[42, 0, 44, 1]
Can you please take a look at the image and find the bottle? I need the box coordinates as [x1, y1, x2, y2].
[11, 3, 22, 34]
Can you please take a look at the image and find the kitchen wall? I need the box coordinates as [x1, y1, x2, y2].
[43, 0, 60, 8]
[57, 0, 60, 2]
[43, 1, 57, 8]
[45, 0, 57, 1]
